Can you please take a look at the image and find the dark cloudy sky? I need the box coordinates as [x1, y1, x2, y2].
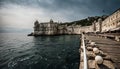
[0, 0, 120, 33]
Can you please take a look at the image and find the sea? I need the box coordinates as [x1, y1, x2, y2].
[0, 33, 80, 69]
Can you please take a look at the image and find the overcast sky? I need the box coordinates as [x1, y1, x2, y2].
[0, 0, 120, 33]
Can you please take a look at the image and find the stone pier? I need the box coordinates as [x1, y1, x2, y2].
[79, 34, 120, 69]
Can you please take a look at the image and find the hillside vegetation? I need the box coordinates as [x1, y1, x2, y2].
[60, 15, 107, 26]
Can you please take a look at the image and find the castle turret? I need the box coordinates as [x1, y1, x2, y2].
[50, 19, 54, 23]
[34, 20, 39, 31]
[34, 20, 39, 26]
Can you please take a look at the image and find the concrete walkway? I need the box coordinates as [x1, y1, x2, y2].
[85, 35, 120, 68]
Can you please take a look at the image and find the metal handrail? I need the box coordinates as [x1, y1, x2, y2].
[82, 34, 88, 69]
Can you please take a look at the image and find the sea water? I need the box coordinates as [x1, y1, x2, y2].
[0, 33, 80, 69]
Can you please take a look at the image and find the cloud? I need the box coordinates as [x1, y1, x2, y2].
[0, 4, 74, 33]
[0, 0, 120, 33]
[0, 4, 41, 29]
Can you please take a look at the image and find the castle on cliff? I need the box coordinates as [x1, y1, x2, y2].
[29, 8, 120, 36]
[32, 19, 81, 35]
[34, 19, 58, 35]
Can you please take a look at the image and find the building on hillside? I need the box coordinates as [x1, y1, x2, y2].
[92, 18, 103, 33]
[102, 9, 120, 33]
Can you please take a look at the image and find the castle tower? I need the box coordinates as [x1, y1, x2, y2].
[34, 20, 39, 31]
[50, 19, 54, 23]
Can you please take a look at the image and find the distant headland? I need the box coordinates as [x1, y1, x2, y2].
[28, 8, 120, 36]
